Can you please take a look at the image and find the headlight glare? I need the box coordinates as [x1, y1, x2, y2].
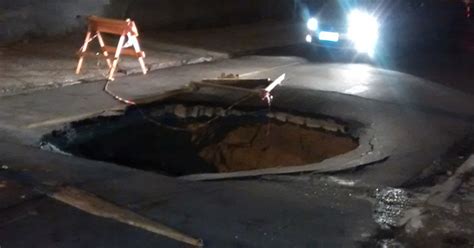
[307, 18, 318, 31]
[347, 10, 379, 56]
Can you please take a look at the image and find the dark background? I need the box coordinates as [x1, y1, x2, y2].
[0, 0, 472, 50]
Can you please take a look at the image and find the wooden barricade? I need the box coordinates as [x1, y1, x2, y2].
[76, 16, 147, 80]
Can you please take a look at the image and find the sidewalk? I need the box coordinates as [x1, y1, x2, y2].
[0, 20, 304, 97]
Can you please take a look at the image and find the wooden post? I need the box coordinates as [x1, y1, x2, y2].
[75, 31, 92, 74]
[129, 34, 148, 74]
[97, 32, 112, 68]
[108, 33, 126, 81]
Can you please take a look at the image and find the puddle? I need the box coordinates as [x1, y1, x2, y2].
[373, 188, 411, 230]
[41, 103, 358, 177]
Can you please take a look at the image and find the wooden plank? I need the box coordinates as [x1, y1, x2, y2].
[52, 186, 204, 247]
[0, 169, 203, 247]
[103, 46, 145, 58]
[88, 16, 136, 36]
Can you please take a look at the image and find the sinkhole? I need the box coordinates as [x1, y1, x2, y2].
[41, 104, 359, 177]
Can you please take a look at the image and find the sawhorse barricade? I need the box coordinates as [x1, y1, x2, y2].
[75, 16, 147, 80]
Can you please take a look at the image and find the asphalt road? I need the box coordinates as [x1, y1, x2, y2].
[255, 43, 474, 95]
[0, 47, 473, 247]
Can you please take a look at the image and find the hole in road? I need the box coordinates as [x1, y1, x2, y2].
[41, 104, 359, 176]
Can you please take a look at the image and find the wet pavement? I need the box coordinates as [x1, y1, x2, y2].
[255, 44, 474, 95]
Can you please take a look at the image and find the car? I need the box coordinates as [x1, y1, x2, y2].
[303, 0, 381, 58]
[303, 0, 468, 57]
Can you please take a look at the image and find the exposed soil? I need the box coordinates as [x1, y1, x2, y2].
[199, 122, 358, 172]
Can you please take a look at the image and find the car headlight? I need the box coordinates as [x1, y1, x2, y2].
[347, 10, 379, 56]
[307, 18, 318, 31]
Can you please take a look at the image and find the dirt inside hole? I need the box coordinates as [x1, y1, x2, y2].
[41, 105, 359, 176]
[199, 122, 358, 172]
